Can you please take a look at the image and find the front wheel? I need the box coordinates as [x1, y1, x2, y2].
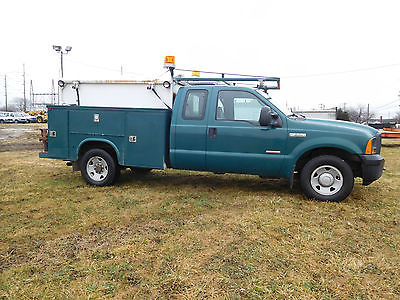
[300, 155, 354, 202]
[80, 149, 117, 186]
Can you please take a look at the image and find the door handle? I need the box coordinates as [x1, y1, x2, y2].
[208, 127, 217, 139]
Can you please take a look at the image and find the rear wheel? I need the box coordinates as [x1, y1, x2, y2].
[300, 155, 354, 202]
[81, 149, 117, 186]
[37, 116, 43, 123]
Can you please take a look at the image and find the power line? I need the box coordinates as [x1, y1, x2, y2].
[175, 62, 400, 80]
[282, 62, 400, 79]
[372, 99, 400, 111]
[64, 58, 147, 76]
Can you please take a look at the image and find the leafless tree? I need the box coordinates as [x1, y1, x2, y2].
[346, 105, 375, 123]
[394, 110, 400, 123]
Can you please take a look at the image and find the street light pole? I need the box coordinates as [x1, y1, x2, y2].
[52, 45, 72, 78]
[60, 51, 64, 78]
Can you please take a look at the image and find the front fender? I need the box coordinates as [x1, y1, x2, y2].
[281, 136, 362, 178]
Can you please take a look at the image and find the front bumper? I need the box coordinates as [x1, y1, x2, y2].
[359, 154, 384, 186]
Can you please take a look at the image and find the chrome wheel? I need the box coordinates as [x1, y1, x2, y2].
[86, 156, 109, 182]
[310, 165, 343, 196]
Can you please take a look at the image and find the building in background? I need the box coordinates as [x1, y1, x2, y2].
[293, 108, 337, 120]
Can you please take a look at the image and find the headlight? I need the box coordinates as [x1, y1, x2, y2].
[364, 137, 376, 154]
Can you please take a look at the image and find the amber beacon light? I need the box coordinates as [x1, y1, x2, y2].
[164, 56, 175, 68]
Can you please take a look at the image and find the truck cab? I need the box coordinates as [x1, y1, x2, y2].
[170, 86, 287, 177]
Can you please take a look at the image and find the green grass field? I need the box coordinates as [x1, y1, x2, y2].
[0, 124, 399, 299]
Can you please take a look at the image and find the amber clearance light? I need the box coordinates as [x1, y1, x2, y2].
[364, 138, 376, 154]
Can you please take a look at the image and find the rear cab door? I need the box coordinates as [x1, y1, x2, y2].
[170, 87, 212, 170]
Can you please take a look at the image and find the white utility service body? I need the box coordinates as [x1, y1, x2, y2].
[59, 80, 173, 109]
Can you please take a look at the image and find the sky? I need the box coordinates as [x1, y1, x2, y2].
[1, 0, 400, 118]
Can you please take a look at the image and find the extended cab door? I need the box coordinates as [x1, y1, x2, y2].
[170, 87, 211, 170]
[206, 88, 287, 176]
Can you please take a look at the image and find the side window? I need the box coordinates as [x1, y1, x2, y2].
[182, 90, 208, 120]
[216, 90, 267, 123]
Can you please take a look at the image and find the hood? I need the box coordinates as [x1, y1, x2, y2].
[288, 118, 378, 140]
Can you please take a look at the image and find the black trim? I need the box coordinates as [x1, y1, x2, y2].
[359, 154, 385, 186]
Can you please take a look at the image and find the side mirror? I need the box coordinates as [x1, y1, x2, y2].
[259, 106, 272, 126]
[259, 106, 282, 128]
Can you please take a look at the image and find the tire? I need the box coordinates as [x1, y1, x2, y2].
[80, 149, 117, 186]
[300, 155, 354, 202]
[37, 116, 43, 123]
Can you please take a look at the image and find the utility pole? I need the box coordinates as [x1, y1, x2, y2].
[51, 79, 56, 104]
[366, 103, 370, 124]
[4, 75, 7, 111]
[23, 64, 26, 111]
[30, 80, 34, 107]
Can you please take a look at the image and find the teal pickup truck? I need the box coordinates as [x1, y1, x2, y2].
[40, 76, 384, 202]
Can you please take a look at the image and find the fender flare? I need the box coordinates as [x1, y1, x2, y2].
[283, 138, 361, 180]
[76, 138, 122, 164]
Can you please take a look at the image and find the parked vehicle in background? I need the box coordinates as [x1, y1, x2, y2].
[0, 112, 15, 123]
[28, 111, 47, 123]
[11, 112, 30, 123]
[20, 112, 37, 123]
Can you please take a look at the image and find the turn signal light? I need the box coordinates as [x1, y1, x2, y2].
[365, 139, 373, 154]
[192, 70, 200, 77]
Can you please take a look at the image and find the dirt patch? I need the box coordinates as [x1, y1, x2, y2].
[0, 124, 46, 152]
[0, 143, 43, 152]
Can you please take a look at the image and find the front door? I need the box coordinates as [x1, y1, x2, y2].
[206, 88, 287, 176]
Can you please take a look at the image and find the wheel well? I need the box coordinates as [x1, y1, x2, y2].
[78, 141, 118, 165]
[294, 147, 362, 177]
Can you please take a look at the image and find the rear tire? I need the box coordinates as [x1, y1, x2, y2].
[81, 149, 117, 186]
[300, 155, 354, 202]
[37, 116, 43, 123]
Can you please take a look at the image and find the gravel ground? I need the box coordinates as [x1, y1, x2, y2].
[0, 124, 46, 152]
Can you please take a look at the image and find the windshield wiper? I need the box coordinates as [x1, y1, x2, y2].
[288, 112, 306, 118]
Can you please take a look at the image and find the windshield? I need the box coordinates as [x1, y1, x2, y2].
[255, 89, 291, 116]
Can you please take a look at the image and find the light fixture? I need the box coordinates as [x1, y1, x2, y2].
[58, 80, 65, 88]
[163, 81, 171, 88]
[52, 45, 73, 78]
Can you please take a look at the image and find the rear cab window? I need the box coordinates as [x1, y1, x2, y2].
[182, 90, 208, 120]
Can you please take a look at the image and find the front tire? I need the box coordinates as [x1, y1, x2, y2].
[300, 155, 354, 202]
[80, 149, 117, 186]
